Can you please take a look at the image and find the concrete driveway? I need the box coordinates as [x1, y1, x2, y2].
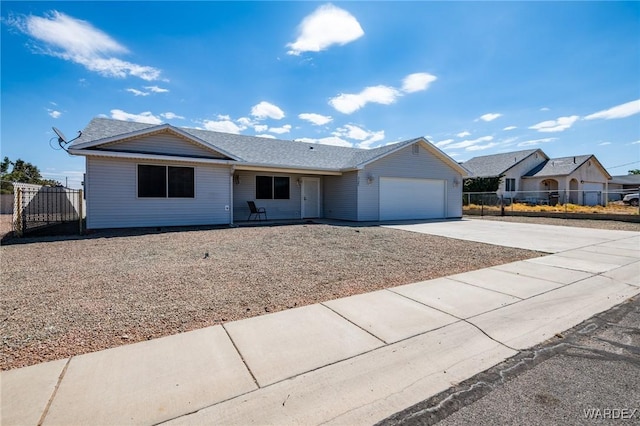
[385, 218, 639, 253]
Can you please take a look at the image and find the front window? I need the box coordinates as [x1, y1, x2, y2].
[256, 176, 290, 199]
[505, 178, 516, 192]
[138, 165, 194, 198]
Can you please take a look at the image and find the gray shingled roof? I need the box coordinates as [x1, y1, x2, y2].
[461, 149, 543, 177]
[523, 155, 593, 177]
[610, 174, 640, 185]
[70, 118, 421, 170]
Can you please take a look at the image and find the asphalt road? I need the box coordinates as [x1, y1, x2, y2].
[379, 296, 640, 425]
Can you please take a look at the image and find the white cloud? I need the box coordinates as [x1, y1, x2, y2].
[477, 113, 502, 122]
[251, 101, 285, 120]
[540, 107, 550, 111]
[631, 140, 640, 145]
[333, 124, 370, 140]
[329, 85, 400, 114]
[456, 131, 471, 138]
[445, 136, 494, 150]
[529, 115, 579, 133]
[467, 142, 499, 151]
[268, 124, 292, 134]
[434, 138, 454, 148]
[584, 99, 640, 120]
[10, 11, 162, 80]
[333, 124, 384, 148]
[401, 73, 437, 93]
[110, 109, 162, 124]
[286, 4, 364, 55]
[256, 134, 276, 139]
[145, 85, 169, 93]
[503, 126, 517, 131]
[48, 109, 61, 118]
[160, 112, 184, 120]
[297, 136, 353, 147]
[237, 117, 256, 127]
[253, 124, 268, 132]
[202, 119, 242, 134]
[126, 88, 149, 96]
[298, 113, 333, 126]
[598, 142, 612, 146]
[517, 137, 557, 147]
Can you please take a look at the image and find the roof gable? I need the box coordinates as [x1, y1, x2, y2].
[355, 138, 468, 175]
[462, 149, 547, 177]
[96, 128, 232, 159]
[523, 155, 612, 179]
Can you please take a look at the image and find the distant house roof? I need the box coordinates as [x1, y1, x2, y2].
[610, 174, 640, 185]
[69, 118, 467, 174]
[461, 149, 545, 178]
[523, 155, 611, 179]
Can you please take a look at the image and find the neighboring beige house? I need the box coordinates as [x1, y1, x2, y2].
[463, 149, 612, 206]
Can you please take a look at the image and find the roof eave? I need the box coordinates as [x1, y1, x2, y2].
[235, 163, 342, 176]
[67, 148, 236, 166]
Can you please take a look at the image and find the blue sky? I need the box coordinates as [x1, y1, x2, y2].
[2, 1, 639, 188]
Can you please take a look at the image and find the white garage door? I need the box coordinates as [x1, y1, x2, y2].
[379, 177, 445, 220]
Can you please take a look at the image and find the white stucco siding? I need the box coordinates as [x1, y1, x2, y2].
[358, 143, 463, 220]
[100, 132, 226, 158]
[323, 172, 358, 221]
[86, 157, 231, 229]
[502, 152, 546, 195]
[232, 171, 318, 221]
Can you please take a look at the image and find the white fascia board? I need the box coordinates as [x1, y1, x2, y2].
[68, 148, 235, 166]
[70, 124, 243, 162]
[234, 164, 342, 176]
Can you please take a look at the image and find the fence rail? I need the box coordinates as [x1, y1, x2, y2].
[12, 183, 83, 237]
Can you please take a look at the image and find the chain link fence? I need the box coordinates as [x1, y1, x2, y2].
[463, 189, 640, 218]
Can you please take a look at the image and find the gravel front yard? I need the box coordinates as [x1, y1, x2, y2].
[1, 222, 548, 370]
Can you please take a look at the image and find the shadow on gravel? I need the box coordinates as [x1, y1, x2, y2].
[0, 219, 323, 246]
[0, 218, 465, 246]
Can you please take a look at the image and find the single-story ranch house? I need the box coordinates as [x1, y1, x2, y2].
[462, 148, 612, 206]
[69, 118, 467, 229]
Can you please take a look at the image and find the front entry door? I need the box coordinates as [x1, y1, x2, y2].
[301, 177, 320, 218]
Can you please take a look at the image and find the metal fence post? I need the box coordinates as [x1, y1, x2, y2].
[78, 189, 83, 234]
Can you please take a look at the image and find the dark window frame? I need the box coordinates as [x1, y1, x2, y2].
[137, 164, 195, 199]
[255, 175, 290, 200]
[505, 178, 516, 192]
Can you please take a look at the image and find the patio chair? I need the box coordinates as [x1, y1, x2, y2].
[247, 201, 267, 221]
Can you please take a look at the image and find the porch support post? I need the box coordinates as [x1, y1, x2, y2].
[229, 166, 235, 225]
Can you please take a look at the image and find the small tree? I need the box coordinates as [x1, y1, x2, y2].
[628, 169, 640, 175]
[1, 156, 61, 193]
[463, 176, 503, 192]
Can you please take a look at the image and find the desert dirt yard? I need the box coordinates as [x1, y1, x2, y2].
[1, 218, 637, 371]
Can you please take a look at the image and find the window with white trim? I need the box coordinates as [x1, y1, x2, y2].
[505, 178, 516, 192]
[138, 165, 194, 198]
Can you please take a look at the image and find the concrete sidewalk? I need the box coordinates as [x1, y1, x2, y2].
[2, 222, 638, 425]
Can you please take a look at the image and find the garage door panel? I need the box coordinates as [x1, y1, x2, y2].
[380, 177, 445, 220]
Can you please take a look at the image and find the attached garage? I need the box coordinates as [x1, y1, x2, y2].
[379, 177, 445, 220]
